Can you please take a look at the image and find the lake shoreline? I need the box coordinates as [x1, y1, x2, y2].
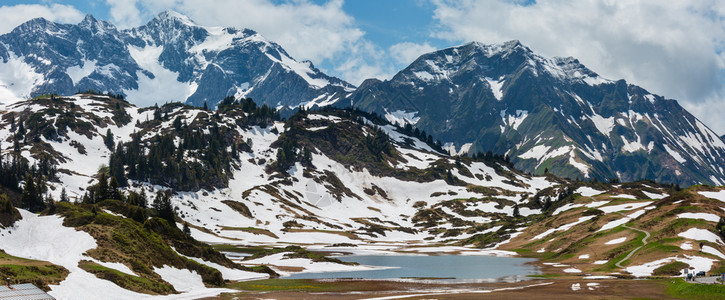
[216, 278, 676, 299]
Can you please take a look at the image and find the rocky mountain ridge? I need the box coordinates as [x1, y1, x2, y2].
[339, 40, 725, 186]
[0, 11, 353, 109]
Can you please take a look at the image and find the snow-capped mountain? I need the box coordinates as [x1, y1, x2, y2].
[339, 40, 725, 186]
[0, 11, 353, 108]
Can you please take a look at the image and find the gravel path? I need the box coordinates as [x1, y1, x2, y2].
[615, 224, 651, 269]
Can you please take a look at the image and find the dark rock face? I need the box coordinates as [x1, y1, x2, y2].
[0, 11, 354, 108]
[339, 41, 725, 186]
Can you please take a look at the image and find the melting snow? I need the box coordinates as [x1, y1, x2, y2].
[154, 266, 205, 292]
[677, 213, 720, 223]
[384, 109, 420, 126]
[125, 45, 197, 107]
[663, 144, 686, 163]
[702, 246, 725, 259]
[604, 237, 627, 245]
[485, 77, 505, 100]
[531, 216, 595, 240]
[678, 228, 724, 245]
[625, 256, 715, 277]
[0, 53, 44, 103]
[589, 114, 615, 137]
[699, 190, 725, 202]
[563, 268, 582, 273]
[66, 59, 97, 85]
[575, 187, 603, 197]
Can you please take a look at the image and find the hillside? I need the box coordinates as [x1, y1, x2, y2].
[339, 41, 725, 186]
[0, 94, 722, 298]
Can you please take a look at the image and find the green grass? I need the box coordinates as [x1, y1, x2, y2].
[595, 230, 647, 271]
[244, 246, 357, 265]
[228, 279, 341, 292]
[0, 263, 68, 291]
[79, 261, 175, 295]
[653, 261, 689, 276]
[53, 201, 233, 285]
[0, 249, 69, 291]
[212, 244, 269, 255]
[664, 278, 725, 299]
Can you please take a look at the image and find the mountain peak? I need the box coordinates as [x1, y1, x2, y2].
[78, 14, 117, 33]
[154, 10, 197, 26]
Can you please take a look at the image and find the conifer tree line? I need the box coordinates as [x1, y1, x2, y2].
[108, 97, 279, 191]
[0, 119, 58, 213]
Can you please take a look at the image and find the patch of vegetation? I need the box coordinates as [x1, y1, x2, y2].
[0, 194, 21, 228]
[653, 261, 689, 276]
[0, 250, 69, 291]
[221, 200, 252, 218]
[664, 278, 725, 300]
[243, 246, 358, 265]
[79, 260, 174, 295]
[52, 201, 273, 288]
[227, 278, 343, 292]
[220, 226, 279, 238]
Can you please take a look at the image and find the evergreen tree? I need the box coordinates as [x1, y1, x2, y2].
[60, 188, 69, 202]
[183, 222, 191, 236]
[96, 172, 109, 202]
[20, 175, 44, 213]
[109, 176, 121, 200]
[104, 129, 114, 150]
[153, 190, 175, 224]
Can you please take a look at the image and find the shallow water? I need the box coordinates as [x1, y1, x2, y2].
[285, 255, 539, 282]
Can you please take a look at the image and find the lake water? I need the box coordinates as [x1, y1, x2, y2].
[285, 255, 539, 282]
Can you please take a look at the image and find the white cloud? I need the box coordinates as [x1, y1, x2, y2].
[389, 42, 436, 65]
[334, 40, 395, 86]
[105, 0, 143, 29]
[431, 0, 725, 133]
[0, 4, 84, 34]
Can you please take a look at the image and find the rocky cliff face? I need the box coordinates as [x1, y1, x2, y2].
[339, 41, 725, 186]
[0, 11, 353, 108]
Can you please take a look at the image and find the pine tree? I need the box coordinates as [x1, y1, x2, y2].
[109, 176, 121, 200]
[60, 188, 69, 202]
[183, 222, 191, 236]
[96, 172, 109, 202]
[153, 190, 175, 224]
[20, 175, 45, 213]
[104, 129, 114, 150]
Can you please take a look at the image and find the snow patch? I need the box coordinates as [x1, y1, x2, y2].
[0, 53, 44, 102]
[125, 45, 197, 107]
[485, 77, 505, 100]
[604, 237, 626, 245]
[66, 59, 97, 85]
[384, 109, 420, 126]
[589, 114, 615, 137]
[678, 228, 724, 245]
[677, 213, 720, 223]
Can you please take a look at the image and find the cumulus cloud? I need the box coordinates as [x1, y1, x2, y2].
[389, 42, 436, 65]
[0, 4, 84, 34]
[431, 0, 725, 133]
[334, 40, 395, 86]
[105, 0, 143, 29]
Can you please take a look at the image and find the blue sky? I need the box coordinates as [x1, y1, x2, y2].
[2, 0, 725, 134]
